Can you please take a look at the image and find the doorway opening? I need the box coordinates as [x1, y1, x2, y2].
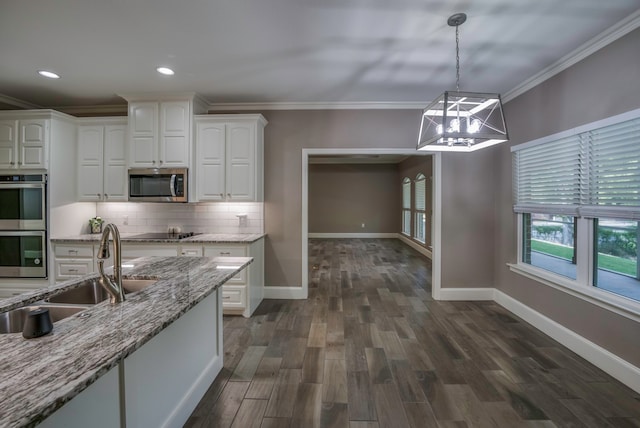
[301, 149, 442, 300]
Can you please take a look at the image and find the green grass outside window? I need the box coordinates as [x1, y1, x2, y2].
[531, 239, 636, 276]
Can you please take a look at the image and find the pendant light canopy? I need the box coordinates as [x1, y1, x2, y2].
[417, 13, 509, 152]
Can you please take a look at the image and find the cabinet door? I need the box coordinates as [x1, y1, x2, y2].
[77, 126, 105, 201]
[203, 245, 247, 284]
[226, 123, 255, 201]
[196, 122, 226, 201]
[0, 120, 18, 169]
[159, 101, 190, 167]
[19, 119, 48, 169]
[103, 125, 127, 201]
[129, 102, 158, 167]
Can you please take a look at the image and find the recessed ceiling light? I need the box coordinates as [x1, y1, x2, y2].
[156, 67, 175, 76]
[38, 70, 60, 79]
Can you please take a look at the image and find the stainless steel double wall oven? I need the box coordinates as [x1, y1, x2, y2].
[0, 174, 48, 278]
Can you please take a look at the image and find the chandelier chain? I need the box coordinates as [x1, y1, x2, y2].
[455, 24, 460, 92]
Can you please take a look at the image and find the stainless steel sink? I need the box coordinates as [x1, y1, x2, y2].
[47, 278, 109, 304]
[122, 278, 158, 293]
[0, 304, 90, 334]
[46, 277, 159, 305]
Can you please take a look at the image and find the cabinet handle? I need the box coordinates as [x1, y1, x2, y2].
[223, 296, 231, 300]
[68, 250, 78, 255]
[220, 251, 231, 256]
[68, 269, 78, 273]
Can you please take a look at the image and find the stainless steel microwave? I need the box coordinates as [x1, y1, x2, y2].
[128, 168, 188, 202]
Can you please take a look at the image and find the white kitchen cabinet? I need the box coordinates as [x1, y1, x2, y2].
[121, 244, 179, 262]
[128, 100, 191, 168]
[203, 238, 264, 317]
[0, 118, 49, 169]
[53, 243, 95, 282]
[194, 114, 266, 202]
[77, 120, 127, 202]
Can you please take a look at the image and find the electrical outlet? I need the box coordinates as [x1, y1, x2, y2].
[123, 215, 129, 225]
[361, 223, 365, 228]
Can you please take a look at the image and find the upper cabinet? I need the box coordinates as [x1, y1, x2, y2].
[194, 115, 266, 202]
[0, 118, 49, 170]
[77, 119, 128, 202]
[122, 94, 207, 169]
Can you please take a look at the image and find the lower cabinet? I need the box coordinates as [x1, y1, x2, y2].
[51, 239, 264, 317]
[40, 289, 223, 428]
[53, 244, 95, 282]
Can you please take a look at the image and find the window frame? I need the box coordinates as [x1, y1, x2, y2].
[510, 108, 640, 321]
[401, 177, 411, 236]
[413, 173, 426, 243]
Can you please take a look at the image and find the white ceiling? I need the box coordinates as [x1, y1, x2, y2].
[1, 0, 639, 111]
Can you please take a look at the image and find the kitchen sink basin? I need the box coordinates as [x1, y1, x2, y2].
[0, 304, 90, 334]
[47, 277, 159, 305]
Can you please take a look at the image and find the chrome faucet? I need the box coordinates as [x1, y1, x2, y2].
[96, 223, 125, 303]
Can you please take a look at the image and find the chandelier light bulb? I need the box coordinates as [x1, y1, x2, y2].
[467, 118, 481, 134]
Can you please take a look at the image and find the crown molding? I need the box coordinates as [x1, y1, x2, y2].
[503, 9, 640, 103]
[206, 101, 425, 111]
[0, 93, 41, 109]
[50, 104, 128, 116]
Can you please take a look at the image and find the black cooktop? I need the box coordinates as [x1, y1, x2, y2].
[127, 232, 201, 240]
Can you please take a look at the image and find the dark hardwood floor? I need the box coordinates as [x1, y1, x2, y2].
[185, 238, 640, 428]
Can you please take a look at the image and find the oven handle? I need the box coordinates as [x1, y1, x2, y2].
[170, 174, 177, 198]
[0, 231, 46, 237]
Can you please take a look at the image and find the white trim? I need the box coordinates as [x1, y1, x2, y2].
[438, 288, 495, 301]
[309, 233, 398, 239]
[0, 93, 42, 109]
[302, 148, 441, 302]
[503, 10, 640, 103]
[494, 289, 640, 394]
[263, 285, 307, 300]
[207, 101, 425, 111]
[397, 234, 432, 259]
[508, 262, 640, 323]
[54, 104, 128, 116]
[432, 153, 442, 300]
[511, 107, 640, 152]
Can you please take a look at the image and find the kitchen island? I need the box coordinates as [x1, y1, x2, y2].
[0, 255, 252, 428]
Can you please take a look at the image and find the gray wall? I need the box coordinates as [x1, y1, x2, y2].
[308, 163, 400, 234]
[495, 27, 640, 367]
[261, 109, 421, 287]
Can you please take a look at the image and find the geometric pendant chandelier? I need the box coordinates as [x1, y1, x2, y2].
[417, 13, 509, 152]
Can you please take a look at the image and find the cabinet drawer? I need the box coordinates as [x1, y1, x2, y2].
[221, 285, 246, 309]
[179, 245, 203, 257]
[122, 245, 178, 259]
[204, 245, 247, 284]
[54, 245, 94, 258]
[56, 259, 94, 280]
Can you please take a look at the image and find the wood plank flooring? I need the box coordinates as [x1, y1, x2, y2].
[185, 238, 640, 428]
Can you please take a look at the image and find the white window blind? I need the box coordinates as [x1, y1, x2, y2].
[402, 178, 411, 209]
[415, 174, 426, 211]
[513, 116, 640, 220]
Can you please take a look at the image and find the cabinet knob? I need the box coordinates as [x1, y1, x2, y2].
[219, 193, 224, 197]
[159, 160, 163, 165]
[9, 161, 15, 165]
[97, 193, 101, 198]
[227, 193, 231, 197]
[104, 194, 109, 199]
[152, 160, 156, 164]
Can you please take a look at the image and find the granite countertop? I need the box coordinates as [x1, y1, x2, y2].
[50, 233, 266, 244]
[0, 256, 252, 428]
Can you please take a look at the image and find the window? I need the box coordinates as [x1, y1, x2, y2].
[414, 173, 426, 243]
[512, 111, 640, 308]
[402, 177, 411, 235]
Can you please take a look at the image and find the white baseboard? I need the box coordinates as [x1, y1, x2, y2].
[397, 234, 432, 259]
[263, 285, 307, 300]
[437, 287, 495, 301]
[494, 289, 640, 394]
[308, 233, 398, 238]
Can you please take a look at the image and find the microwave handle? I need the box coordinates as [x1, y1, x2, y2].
[170, 174, 177, 197]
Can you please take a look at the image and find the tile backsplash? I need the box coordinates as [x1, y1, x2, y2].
[96, 202, 263, 234]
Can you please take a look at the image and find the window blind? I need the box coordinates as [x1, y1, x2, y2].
[415, 174, 426, 211]
[513, 116, 640, 220]
[402, 178, 411, 209]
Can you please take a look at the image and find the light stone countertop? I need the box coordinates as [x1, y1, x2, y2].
[0, 256, 253, 428]
[50, 233, 265, 244]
